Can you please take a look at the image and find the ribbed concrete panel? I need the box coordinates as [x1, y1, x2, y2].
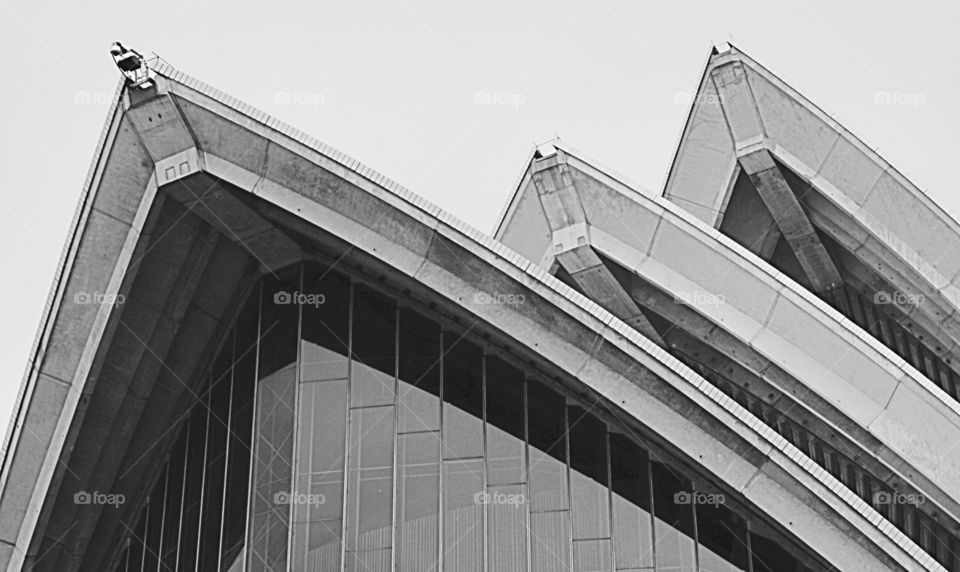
[664, 78, 735, 227]
[0, 375, 70, 545]
[646, 216, 780, 334]
[38, 211, 131, 385]
[751, 293, 898, 424]
[124, 95, 195, 162]
[741, 465, 907, 572]
[862, 172, 960, 283]
[92, 116, 155, 223]
[872, 380, 960, 489]
[496, 175, 552, 264]
[746, 66, 839, 173]
[175, 95, 269, 178]
[252, 172, 436, 280]
[572, 169, 660, 256]
[815, 134, 885, 207]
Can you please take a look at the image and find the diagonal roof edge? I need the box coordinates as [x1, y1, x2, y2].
[490, 143, 538, 239]
[660, 42, 722, 202]
[0, 77, 126, 488]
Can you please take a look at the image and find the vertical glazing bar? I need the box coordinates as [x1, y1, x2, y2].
[605, 431, 614, 572]
[285, 263, 304, 572]
[690, 480, 700, 572]
[646, 453, 656, 570]
[391, 305, 400, 572]
[243, 280, 264, 572]
[564, 404, 574, 569]
[156, 465, 169, 572]
[338, 281, 354, 572]
[522, 378, 531, 572]
[217, 330, 237, 571]
[481, 353, 488, 572]
[745, 519, 755, 572]
[140, 501, 150, 572]
[174, 418, 190, 572]
[437, 330, 444, 572]
[193, 382, 212, 572]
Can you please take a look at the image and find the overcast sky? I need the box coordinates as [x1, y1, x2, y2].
[1, 0, 958, 436]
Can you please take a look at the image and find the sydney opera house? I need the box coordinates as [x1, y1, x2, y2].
[2, 43, 960, 571]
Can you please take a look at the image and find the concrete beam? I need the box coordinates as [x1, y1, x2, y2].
[556, 244, 663, 344]
[530, 157, 663, 344]
[739, 148, 843, 295]
[711, 60, 844, 299]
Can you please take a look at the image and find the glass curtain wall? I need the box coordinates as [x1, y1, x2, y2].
[114, 261, 820, 572]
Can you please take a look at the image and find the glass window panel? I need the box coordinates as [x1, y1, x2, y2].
[346, 405, 395, 552]
[485, 357, 525, 486]
[574, 538, 612, 572]
[115, 543, 129, 572]
[199, 365, 231, 570]
[247, 268, 299, 572]
[345, 548, 392, 572]
[351, 285, 397, 407]
[222, 303, 257, 567]
[527, 380, 568, 512]
[750, 521, 814, 572]
[530, 510, 570, 572]
[650, 460, 696, 572]
[178, 413, 206, 572]
[292, 378, 348, 569]
[297, 380, 348, 515]
[127, 515, 145, 572]
[442, 458, 484, 572]
[301, 263, 349, 382]
[160, 431, 185, 571]
[568, 406, 609, 540]
[291, 518, 343, 571]
[486, 483, 527, 571]
[247, 370, 296, 571]
[396, 431, 440, 571]
[610, 434, 654, 570]
[442, 334, 484, 459]
[258, 270, 300, 380]
[696, 500, 749, 572]
[398, 309, 441, 433]
[143, 496, 162, 571]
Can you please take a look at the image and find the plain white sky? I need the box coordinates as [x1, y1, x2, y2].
[1, 0, 958, 437]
